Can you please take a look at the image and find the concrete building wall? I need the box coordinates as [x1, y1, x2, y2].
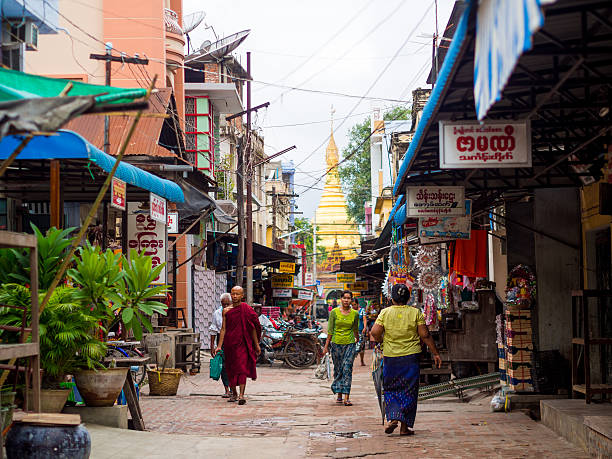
[534, 188, 581, 361]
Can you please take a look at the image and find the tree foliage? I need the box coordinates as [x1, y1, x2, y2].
[293, 217, 326, 261]
[338, 106, 411, 224]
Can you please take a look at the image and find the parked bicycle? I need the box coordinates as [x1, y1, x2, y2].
[105, 338, 147, 385]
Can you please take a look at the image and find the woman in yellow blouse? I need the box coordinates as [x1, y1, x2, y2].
[323, 290, 359, 406]
[371, 284, 442, 436]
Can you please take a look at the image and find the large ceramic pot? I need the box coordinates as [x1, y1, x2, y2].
[5, 422, 91, 458]
[74, 368, 128, 407]
[27, 389, 71, 413]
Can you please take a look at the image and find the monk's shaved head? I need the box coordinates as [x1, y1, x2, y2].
[231, 285, 244, 305]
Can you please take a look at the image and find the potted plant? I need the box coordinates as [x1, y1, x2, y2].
[68, 246, 168, 406]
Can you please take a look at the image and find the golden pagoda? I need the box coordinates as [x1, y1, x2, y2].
[315, 111, 361, 272]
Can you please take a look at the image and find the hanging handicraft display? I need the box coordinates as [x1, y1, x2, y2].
[418, 268, 442, 292]
[415, 246, 438, 270]
[505, 264, 536, 308]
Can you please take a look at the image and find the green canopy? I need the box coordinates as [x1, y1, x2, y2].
[0, 67, 147, 105]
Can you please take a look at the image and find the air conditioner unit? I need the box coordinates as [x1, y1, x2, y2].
[2, 19, 39, 51]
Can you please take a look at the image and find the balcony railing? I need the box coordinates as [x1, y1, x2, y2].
[164, 8, 183, 35]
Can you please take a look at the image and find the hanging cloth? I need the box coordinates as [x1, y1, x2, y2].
[450, 230, 488, 278]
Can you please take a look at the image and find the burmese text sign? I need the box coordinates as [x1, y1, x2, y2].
[278, 262, 296, 274]
[297, 290, 314, 301]
[406, 186, 465, 217]
[439, 120, 531, 168]
[336, 272, 356, 284]
[346, 281, 368, 291]
[127, 203, 166, 285]
[418, 199, 472, 241]
[167, 211, 178, 234]
[272, 288, 292, 298]
[111, 177, 126, 211]
[150, 192, 167, 223]
[271, 274, 294, 288]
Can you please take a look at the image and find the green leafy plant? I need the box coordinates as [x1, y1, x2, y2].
[0, 224, 75, 289]
[0, 284, 106, 388]
[67, 243, 123, 323]
[106, 249, 169, 340]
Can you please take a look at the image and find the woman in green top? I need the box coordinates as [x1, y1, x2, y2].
[323, 290, 359, 406]
[371, 284, 442, 436]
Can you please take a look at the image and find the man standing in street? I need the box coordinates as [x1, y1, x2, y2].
[215, 286, 262, 405]
[210, 293, 232, 398]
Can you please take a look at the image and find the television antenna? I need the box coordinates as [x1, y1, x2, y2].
[185, 29, 250, 64]
[183, 11, 206, 54]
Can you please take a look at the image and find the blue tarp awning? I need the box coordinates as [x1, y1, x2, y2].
[0, 130, 184, 203]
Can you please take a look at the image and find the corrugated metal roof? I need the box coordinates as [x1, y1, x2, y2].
[64, 87, 176, 157]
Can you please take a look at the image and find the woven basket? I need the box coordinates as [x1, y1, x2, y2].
[147, 369, 182, 396]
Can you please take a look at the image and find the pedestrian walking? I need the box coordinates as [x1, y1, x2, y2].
[370, 284, 442, 436]
[209, 292, 232, 398]
[323, 290, 359, 406]
[215, 286, 262, 405]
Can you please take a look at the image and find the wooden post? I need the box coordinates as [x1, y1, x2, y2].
[29, 244, 40, 413]
[50, 160, 61, 229]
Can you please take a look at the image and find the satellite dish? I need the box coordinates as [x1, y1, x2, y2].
[183, 11, 206, 34]
[186, 29, 250, 64]
[199, 40, 212, 53]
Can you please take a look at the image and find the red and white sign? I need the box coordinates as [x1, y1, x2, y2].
[439, 120, 531, 168]
[167, 211, 179, 234]
[272, 288, 292, 298]
[406, 186, 465, 217]
[127, 203, 166, 285]
[304, 273, 314, 285]
[150, 192, 167, 223]
[111, 177, 126, 211]
[297, 290, 314, 301]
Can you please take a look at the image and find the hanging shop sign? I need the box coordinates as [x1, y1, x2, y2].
[272, 288, 292, 298]
[439, 120, 531, 169]
[336, 272, 356, 284]
[406, 186, 465, 217]
[167, 211, 179, 234]
[110, 177, 126, 211]
[304, 273, 314, 285]
[271, 273, 294, 288]
[297, 290, 314, 301]
[278, 262, 296, 274]
[346, 281, 368, 291]
[418, 199, 472, 241]
[474, 0, 544, 120]
[149, 192, 167, 223]
[127, 203, 167, 285]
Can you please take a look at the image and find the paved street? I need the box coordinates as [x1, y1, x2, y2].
[129, 350, 587, 458]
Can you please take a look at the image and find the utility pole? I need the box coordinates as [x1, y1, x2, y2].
[236, 136, 245, 286]
[245, 51, 254, 304]
[90, 44, 149, 252]
[271, 186, 277, 251]
[312, 216, 317, 287]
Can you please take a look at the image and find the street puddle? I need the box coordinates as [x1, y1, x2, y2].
[310, 431, 371, 439]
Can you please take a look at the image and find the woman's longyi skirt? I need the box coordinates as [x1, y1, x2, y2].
[330, 342, 356, 394]
[383, 354, 420, 427]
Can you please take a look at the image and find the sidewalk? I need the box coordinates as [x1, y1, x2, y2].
[88, 350, 588, 458]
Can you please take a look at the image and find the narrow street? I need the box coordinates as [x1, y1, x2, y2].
[109, 351, 587, 458]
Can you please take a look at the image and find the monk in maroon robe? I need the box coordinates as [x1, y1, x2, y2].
[215, 286, 261, 405]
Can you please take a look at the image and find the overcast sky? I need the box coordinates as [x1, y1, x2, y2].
[185, 0, 456, 219]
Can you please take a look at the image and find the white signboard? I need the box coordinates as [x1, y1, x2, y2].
[439, 121, 531, 169]
[304, 273, 314, 285]
[127, 203, 167, 285]
[297, 290, 314, 301]
[167, 211, 178, 234]
[406, 186, 465, 217]
[150, 192, 167, 223]
[419, 200, 472, 241]
[272, 288, 292, 298]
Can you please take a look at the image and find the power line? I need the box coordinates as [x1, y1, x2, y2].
[269, 0, 372, 87]
[294, 1, 433, 171]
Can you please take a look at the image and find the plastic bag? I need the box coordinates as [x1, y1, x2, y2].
[315, 354, 330, 380]
[490, 390, 505, 412]
[209, 350, 224, 381]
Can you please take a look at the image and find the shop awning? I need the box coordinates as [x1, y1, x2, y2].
[0, 130, 184, 203]
[0, 67, 147, 105]
[392, 0, 612, 203]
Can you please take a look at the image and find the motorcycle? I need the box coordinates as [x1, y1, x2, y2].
[260, 325, 320, 369]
